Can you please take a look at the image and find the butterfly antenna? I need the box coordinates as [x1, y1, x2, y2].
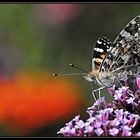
[52, 64, 89, 77]
[69, 63, 89, 74]
[52, 72, 87, 77]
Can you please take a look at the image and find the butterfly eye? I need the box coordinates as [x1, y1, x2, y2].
[101, 68, 105, 72]
[91, 75, 95, 79]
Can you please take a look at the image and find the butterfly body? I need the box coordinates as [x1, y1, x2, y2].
[84, 69, 114, 87]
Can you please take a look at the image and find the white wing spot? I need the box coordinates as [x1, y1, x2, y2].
[97, 40, 102, 44]
[131, 20, 136, 24]
[94, 48, 104, 53]
[122, 31, 131, 38]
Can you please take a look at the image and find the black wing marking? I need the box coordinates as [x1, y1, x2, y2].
[92, 37, 112, 70]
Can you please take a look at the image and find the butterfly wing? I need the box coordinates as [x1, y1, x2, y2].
[100, 15, 140, 80]
[92, 37, 112, 71]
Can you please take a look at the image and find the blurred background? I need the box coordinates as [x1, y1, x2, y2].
[0, 3, 139, 137]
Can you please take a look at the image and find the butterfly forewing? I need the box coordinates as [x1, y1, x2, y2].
[99, 15, 140, 82]
[92, 37, 112, 71]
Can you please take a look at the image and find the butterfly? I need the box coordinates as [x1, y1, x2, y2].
[53, 15, 140, 101]
[83, 15, 140, 99]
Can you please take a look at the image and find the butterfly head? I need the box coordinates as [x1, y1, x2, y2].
[83, 70, 99, 82]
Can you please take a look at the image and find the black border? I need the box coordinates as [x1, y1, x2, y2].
[0, 1, 139, 138]
[0, 1, 139, 3]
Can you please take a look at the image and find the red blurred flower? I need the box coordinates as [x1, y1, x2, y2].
[36, 4, 82, 26]
[0, 72, 84, 135]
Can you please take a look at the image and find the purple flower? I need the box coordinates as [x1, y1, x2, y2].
[87, 97, 106, 111]
[93, 121, 102, 128]
[121, 86, 129, 93]
[110, 76, 140, 115]
[73, 115, 80, 122]
[123, 118, 130, 125]
[87, 117, 95, 123]
[65, 121, 73, 128]
[121, 125, 132, 136]
[86, 110, 94, 118]
[109, 128, 119, 136]
[95, 114, 102, 121]
[114, 90, 123, 100]
[75, 120, 85, 129]
[136, 77, 140, 90]
[126, 97, 135, 104]
[115, 109, 124, 119]
[136, 132, 140, 136]
[108, 85, 116, 95]
[57, 126, 76, 136]
[57, 75, 140, 137]
[84, 125, 94, 134]
[111, 118, 120, 126]
[131, 115, 139, 127]
[94, 128, 104, 136]
[102, 120, 109, 126]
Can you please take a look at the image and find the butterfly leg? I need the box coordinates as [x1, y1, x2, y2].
[99, 88, 101, 99]
[92, 86, 105, 99]
[90, 82, 98, 101]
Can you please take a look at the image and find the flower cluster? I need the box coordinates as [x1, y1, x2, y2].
[57, 75, 140, 137]
[108, 75, 140, 115]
